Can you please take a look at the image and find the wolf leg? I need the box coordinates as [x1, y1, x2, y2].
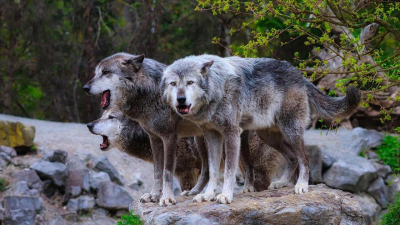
[159, 135, 178, 207]
[240, 131, 255, 193]
[215, 129, 241, 204]
[193, 130, 223, 203]
[182, 136, 209, 196]
[140, 136, 163, 203]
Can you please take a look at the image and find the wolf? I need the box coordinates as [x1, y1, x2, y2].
[86, 108, 280, 193]
[161, 54, 361, 204]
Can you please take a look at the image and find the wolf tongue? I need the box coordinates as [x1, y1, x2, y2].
[101, 91, 109, 108]
[184, 108, 189, 113]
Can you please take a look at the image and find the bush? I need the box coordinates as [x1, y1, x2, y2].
[117, 211, 142, 225]
[0, 178, 8, 191]
[381, 194, 400, 225]
[376, 135, 400, 172]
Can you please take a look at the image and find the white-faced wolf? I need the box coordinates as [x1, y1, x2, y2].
[87, 108, 280, 194]
[161, 54, 361, 204]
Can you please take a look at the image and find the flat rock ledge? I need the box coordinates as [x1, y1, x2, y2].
[131, 184, 364, 225]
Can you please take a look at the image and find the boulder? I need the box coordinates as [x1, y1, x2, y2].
[96, 181, 133, 210]
[5, 181, 30, 196]
[323, 159, 378, 193]
[305, 145, 322, 183]
[66, 195, 95, 214]
[3, 196, 44, 225]
[94, 156, 124, 185]
[43, 150, 68, 163]
[0, 146, 17, 158]
[131, 184, 364, 224]
[13, 170, 43, 191]
[90, 171, 111, 191]
[30, 161, 68, 187]
[386, 174, 400, 203]
[354, 193, 381, 225]
[367, 177, 389, 208]
[0, 121, 35, 148]
[367, 151, 379, 160]
[321, 150, 335, 169]
[63, 169, 90, 202]
[370, 160, 392, 178]
[0, 152, 17, 167]
[349, 128, 383, 155]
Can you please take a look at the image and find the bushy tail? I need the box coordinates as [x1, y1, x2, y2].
[307, 83, 361, 120]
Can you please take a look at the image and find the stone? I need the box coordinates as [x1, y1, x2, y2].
[321, 150, 335, 169]
[0, 146, 17, 158]
[13, 170, 43, 191]
[63, 169, 90, 202]
[5, 181, 30, 196]
[30, 161, 68, 187]
[349, 128, 383, 155]
[67, 195, 95, 214]
[63, 186, 82, 203]
[128, 179, 143, 191]
[370, 160, 392, 178]
[0, 152, 17, 167]
[94, 155, 124, 185]
[367, 177, 389, 208]
[305, 145, 322, 183]
[0, 205, 4, 221]
[116, 209, 129, 217]
[43, 150, 68, 163]
[131, 184, 364, 224]
[367, 151, 379, 160]
[93, 208, 109, 216]
[96, 181, 133, 210]
[354, 193, 381, 225]
[323, 158, 378, 193]
[0, 121, 35, 148]
[49, 215, 66, 225]
[386, 175, 400, 203]
[90, 171, 111, 191]
[3, 196, 44, 225]
[66, 199, 79, 212]
[42, 180, 57, 198]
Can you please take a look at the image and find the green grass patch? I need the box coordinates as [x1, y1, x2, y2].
[117, 211, 142, 225]
[0, 178, 9, 191]
[376, 135, 400, 172]
[381, 194, 400, 225]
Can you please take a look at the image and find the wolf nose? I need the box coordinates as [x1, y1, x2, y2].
[87, 123, 94, 129]
[83, 85, 91, 94]
[177, 96, 186, 104]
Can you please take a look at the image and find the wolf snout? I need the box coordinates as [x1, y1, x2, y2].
[87, 122, 94, 129]
[177, 96, 186, 104]
[83, 84, 91, 94]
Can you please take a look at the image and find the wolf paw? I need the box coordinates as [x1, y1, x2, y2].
[242, 185, 255, 193]
[268, 180, 289, 190]
[180, 190, 190, 196]
[140, 193, 160, 203]
[294, 182, 308, 194]
[214, 194, 233, 204]
[193, 193, 215, 203]
[159, 195, 176, 207]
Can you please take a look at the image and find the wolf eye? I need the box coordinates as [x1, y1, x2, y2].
[187, 81, 194, 85]
[108, 115, 115, 119]
[102, 70, 111, 75]
[170, 82, 176, 86]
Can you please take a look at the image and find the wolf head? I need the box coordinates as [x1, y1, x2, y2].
[161, 58, 213, 117]
[87, 109, 127, 151]
[83, 53, 145, 110]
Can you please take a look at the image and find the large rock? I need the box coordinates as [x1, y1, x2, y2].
[305, 145, 322, 183]
[0, 121, 35, 148]
[63, 169, 90, 203]
[43, 150, 68, 163]
[94, 155, 124, 185]
[90, 171, 111, 191]
[367, 177, 389, 208]
[131, 184, 364, 224]
[66, 195, 95, 214]
[0, 152, 17, 168]
[323, 159, 378, 193]
[13, 170, 44, 191]
[354, 193, 381, 225]
[386, 174, 400, 203]
[30, 161, 68, 187]
[0, 146, 17, 158]
[4, 181, 38, 197]
[3, 196, 44, 225]
[96, 181, 133, 210]
[349, 128, 383, 155]
[370, 160, 392, 178]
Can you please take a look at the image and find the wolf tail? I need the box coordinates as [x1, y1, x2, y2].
[306, 82, 361, 120]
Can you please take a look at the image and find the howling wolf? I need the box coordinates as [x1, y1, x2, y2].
[161, 54, 360, 204]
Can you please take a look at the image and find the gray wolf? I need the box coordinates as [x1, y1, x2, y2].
[161, 54, 361, 203]
[87, 108, 280, 193]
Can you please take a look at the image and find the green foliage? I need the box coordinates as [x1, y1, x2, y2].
[376, 135, 400, 171]
[0, 178, 9, 191]
[381, 194, 400, 225]
[117, 211, 142, 225]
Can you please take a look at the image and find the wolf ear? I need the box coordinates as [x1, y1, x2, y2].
[200, 60, 214, 77]
[122, 54, 145, 71]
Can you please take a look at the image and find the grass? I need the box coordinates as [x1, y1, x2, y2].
[376, 135, 400, 172]
[117, 211, 142, 225]
[381, 194, 400, 225]
[0, 178, 9, 191]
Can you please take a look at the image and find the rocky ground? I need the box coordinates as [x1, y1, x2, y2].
[0, 114, 399, 224]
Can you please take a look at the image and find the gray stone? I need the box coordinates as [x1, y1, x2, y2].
[30, 161, 68, 187]
[354, 193, 381, 225]
[367, 151, 379, 160]
[43, 149, 68, 163]
[94, 155, 124, 185]
[66, 198, 79, 212]
[321, 150, 335, 169]
[90, 171, 111, 191]
[5, 181, 30, 196]
[78, 195, 95, 212]
[63, 169, 90, 202]
[13, 170, 43, 191]
[323, 158, 378, 193]
[3, 196, 44, 225]
[49, 215, 66, 225]
[96, 181, 133, 210]
[63, 186, 82, 203]
[370, 160, 392, 178]
[350, 128, 383, 155]
[0, 152, 17, 167]
[132, 184, 364, 224]
[0, 156, 7, 168]
[0, 146, 17, 158]
[305, 145, 322, 183]
[93, 208, 109, 216]
[385, 175, 400, 203]
[128, 179, 143, 191]
[367, 177, 389, 208]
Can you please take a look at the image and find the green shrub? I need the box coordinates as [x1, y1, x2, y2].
[376, 135, 400, 172]
[0, 178, 8, 191]
[381, 194, 400, 225]
[117, 211, 142, 225]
